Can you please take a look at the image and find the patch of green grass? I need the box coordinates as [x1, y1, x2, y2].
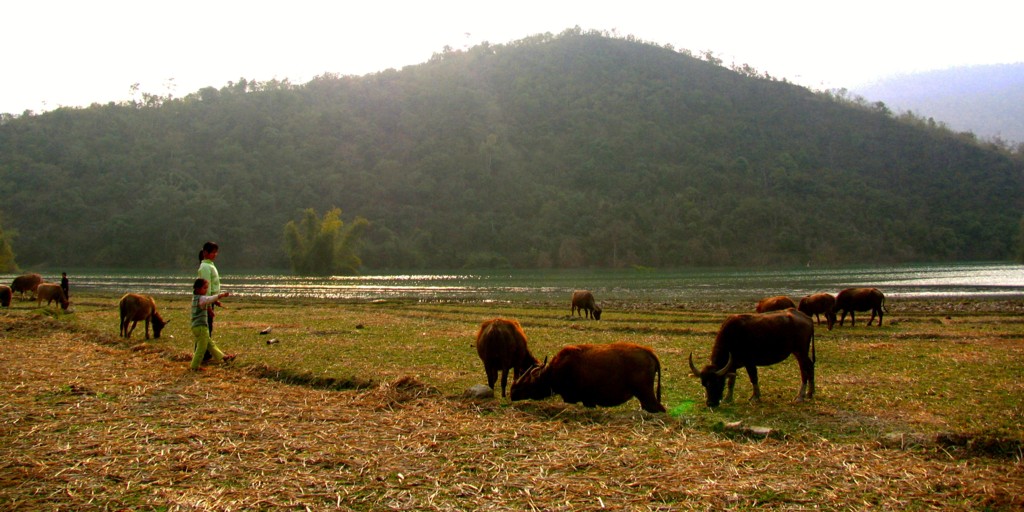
[64, 291, 1024, 450]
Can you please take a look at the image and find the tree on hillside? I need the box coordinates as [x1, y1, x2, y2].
[283, 208, 369, 276]
[0, 214, 17, 272]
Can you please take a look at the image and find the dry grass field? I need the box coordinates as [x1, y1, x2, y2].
[1, 292, 1021, 510]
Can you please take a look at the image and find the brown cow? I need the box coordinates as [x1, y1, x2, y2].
[1, 285, 12, 307]
[690, 308, 815, 408]
[11, 273, 42, 296]
[798, 293, 836, 330]
[755, 295, 797, 313]
[511, 342, 666, 413]
[833, 288, 886, 326]
[474, 318, 540, 398]
[119, 293, 168, 339]
[36, 283, 69, 310]
[571, 290, 602, 320]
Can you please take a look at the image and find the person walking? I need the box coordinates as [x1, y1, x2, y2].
[197, 242, 222, 335]
[189, 278, 235, 371]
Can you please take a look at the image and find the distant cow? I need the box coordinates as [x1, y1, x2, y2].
[0, 285, 12, 307]
[571, 290, 602, 320]
[511, 342, 666, 413]
[11, 273, 42, 296]
[475, 318, 540, 398]
[118, 293, 168, 339]
[36, 283, 69, 311]
[755, 295, 796, 313]
[690, 308, 815, 408]
[798, 293, 836, 330]
[833, 287, 886, 326]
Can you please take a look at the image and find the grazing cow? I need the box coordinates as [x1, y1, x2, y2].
[11, 273, 42, 297]
[118, 293, 168, 339]
[690, 308, 815, 408]
[755, 295, 797, 313]
[1, 285, 12, 307]
[511, 342, 666, 413]
[571, 290, 602, 320]
[474, 318, 540, 398]
[833, 287, 886, 326]
[798, 293, 837, 331]
[36, 283, 69, 310]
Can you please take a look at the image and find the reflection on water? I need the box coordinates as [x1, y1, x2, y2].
[5, 263, 1023, 303]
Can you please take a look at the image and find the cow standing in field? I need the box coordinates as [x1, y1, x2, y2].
[1, 285, 12, 307]
[36, 283, 69, 311]
[475, 318, 540, 398]
[571, 290, 602, 320]
[690, 308, 815, 408]
[119, 293, 168, 339]
[10, 273, 42, 297]
[798, 293, 836, 330]
[833, 287, 886, 326]
[755, 295, 796, 313]
[511, 342, 666, 413]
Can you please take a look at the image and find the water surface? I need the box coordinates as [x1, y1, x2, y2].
[7, 263, 1022, 303]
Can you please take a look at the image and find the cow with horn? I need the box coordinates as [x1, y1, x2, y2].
[690, 308, 815, 408]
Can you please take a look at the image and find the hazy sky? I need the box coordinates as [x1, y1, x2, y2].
[4, 0, 1022, 114]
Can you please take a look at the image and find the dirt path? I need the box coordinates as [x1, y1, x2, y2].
[1, 314, 1020, 510]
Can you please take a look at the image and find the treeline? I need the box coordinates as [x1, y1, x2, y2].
[1, 29, 1022, 271]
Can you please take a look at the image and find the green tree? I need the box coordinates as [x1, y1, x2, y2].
[283, 208, 369, 276]
[0, 214, 17, 272]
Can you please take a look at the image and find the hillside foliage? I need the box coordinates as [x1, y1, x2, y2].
[1, 29, 1022, 271]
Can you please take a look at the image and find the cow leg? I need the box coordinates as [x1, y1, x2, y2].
[126, 320, 138, 338]
[499, 368, 510, 397]
[485, 368, 498, 392]
[747, 366, 761, 402]
[724, 374, 736, 403]
[795, 355, 815, 401]
[144, 319, 151, 340]
[875, 307, 883, 326]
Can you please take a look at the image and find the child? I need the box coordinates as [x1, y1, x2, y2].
[190, 277, 235, 371]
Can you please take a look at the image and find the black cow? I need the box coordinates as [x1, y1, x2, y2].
[690, 308, 815, 407]
[511, 342, 665, 413]
[571, 290, 602, 320]
[834, 287, 886, 326]
[798, 293, 837, 330]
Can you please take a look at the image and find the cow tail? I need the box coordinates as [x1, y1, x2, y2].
[811, 330, 816, 365]
[656, 358, 662, 403]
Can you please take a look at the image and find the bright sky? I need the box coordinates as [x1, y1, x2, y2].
[4, 0, 1022, 115]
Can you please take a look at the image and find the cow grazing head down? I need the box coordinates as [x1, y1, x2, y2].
[570, 290, 602, 320]
[833, 287, 886, 327]
[689, 352, 734, 408]
[511, 342, 666, 413]
[474, 318, 540, 398]
[119, 293, 169, 339]
[690, 309, 815, 408]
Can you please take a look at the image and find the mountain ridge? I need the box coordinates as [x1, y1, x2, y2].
[1, 30, 1021, 270]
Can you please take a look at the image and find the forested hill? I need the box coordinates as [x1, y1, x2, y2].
[2, 30, 1022, 271]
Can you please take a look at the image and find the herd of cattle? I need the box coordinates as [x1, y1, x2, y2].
[2, 273, 68, 310]
[5, 272, 888, 411]
[478, 287, 887, 411]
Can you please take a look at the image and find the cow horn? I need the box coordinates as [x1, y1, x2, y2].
[714, 353, 733, 377]
[688, 353, 700, 377]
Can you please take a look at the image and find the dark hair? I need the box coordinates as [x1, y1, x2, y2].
[198, 250, 205, 262]
[193, 278, 208, 294]
[202, 241, 219, 254]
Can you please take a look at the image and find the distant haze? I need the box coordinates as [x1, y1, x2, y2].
[853, 63, 1024, 145]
